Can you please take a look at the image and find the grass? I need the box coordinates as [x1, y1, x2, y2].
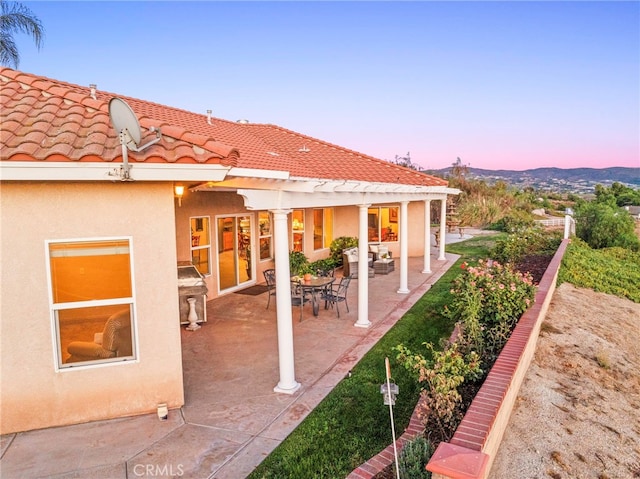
[248, 235, 500, 479]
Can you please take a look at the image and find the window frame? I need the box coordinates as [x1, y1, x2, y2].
[313, 208, 334, 251]
[367, 206, 399, 243]
[46, 236, 138, 371]
[291, 209, 305, 252]
[190, 216, 212, 276]
[258, 211, 273, 261]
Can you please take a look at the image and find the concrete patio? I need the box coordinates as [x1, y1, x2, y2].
[0, 246, 465, 478]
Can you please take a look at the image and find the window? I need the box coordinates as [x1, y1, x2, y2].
[292, 209, 305, 252]
[47, 238, 136, 369]
[191, 216, 211, 275]
[258, 212, 273, 261]
[313, 208, 334, 250]
[367, 207, 399, 242]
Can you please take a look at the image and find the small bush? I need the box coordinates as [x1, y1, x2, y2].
[309, 257, 336, 275]
[329, 236, 358, 265]
[493, 211, 535, 233]
[394, 342, 482, 439]
[595, 351, 610, 369]
[398, 435, 434, 479]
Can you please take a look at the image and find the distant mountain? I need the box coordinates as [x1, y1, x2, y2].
[425, 166, 639, 193]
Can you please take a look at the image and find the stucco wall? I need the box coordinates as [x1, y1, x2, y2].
[0, 182, 184, 434]
[174, 192, 439, 299]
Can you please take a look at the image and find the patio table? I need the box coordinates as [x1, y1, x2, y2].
[292, 276, 335, 316]
[373, 258, 395, 275]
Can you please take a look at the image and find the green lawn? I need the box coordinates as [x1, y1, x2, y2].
[248, 235, 501, 479]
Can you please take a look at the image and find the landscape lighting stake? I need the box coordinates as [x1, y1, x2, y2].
[383, 357, 401, 479]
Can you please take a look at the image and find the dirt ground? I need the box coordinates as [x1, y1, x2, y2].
[490, 282, 640, 479]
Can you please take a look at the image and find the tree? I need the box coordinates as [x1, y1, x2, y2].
[575, 201, 639, 251]
[0, 0, 44, 68]
[391, 152, 424, 171]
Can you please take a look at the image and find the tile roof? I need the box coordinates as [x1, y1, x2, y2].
[0, 68, 237, 166]
[1, 67, 448, 187]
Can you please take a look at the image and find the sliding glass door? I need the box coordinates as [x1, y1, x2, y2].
[217, 215, 253, 292]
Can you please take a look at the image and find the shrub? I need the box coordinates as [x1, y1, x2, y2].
[395, 342, 482, 440]
[329, 236, 358, 265]
[575, 201, 640, 251]
[493, 210, 535, 233]
[491, 227, 562, 264]
[398, 435, 434, 479]
[309, 257, 336, 275]
[445, 260, 536, 361]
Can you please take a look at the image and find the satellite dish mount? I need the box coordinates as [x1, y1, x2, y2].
[108, 98, 162, 180]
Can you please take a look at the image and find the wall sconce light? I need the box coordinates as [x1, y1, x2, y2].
[174, 185, 185, 206]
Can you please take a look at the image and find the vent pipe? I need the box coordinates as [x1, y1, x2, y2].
[206, 109, 212, 125]
[89, 84, 97, 100]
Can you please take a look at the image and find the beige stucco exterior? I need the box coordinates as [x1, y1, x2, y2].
[0, 182, 184, 434]
[174, 191, 439, 299]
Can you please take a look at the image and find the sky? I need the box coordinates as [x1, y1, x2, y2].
[13, 1, 640, 171]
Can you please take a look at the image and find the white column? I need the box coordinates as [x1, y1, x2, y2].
[271, 209, 301, 394]
[355, 204, 371, 328]
[422, 199, 432, 273]
[439, 198, 447, 261]
[398, 201, 409, 294]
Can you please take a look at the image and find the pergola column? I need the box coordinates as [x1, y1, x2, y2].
[354, 204, 371, 328]
[422, 199, 432, 273]
[397, 201, 409, 294]
[439, 198, 447, 260]
[271, 209, 301, 394]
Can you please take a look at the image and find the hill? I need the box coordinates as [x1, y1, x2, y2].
[426, 166, 639, 193]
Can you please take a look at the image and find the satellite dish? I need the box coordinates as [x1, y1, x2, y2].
[108, 97, 162, 180]
[109, 98, 142, 147]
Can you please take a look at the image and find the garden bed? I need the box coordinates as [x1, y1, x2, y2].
[358, 248, 560, 479]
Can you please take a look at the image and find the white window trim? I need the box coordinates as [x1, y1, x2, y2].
[45, 236, 139, 372]
[258, 211, 273, 262]
[292, 209, 305, 252]
[215, 213, 256, 295]
[190, 216, 212, 277]
[369, 206, 399, 243]
[313, 207, 333, 251]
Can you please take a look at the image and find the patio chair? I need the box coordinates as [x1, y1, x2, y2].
[321, 275, 352, 318]
[263, 268, 276, 309]
[290, 280, 311, 321]
[342, 247, 374, 278]
[316, 267, 335, 278]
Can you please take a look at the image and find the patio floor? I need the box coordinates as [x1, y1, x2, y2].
[0, 249, 463, 479]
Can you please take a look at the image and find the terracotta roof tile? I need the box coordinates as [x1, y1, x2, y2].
[1, 67, 448, 187]
[0, 68, 233, 166]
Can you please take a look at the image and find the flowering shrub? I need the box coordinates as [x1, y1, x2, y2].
[445, 259, 536, 361]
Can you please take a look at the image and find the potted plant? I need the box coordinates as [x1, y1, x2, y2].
[300, 264, 313, 282]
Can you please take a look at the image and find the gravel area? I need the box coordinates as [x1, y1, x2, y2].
[490, 282, 640, 479]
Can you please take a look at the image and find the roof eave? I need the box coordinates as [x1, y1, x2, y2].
[0, 162, 231, 182]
